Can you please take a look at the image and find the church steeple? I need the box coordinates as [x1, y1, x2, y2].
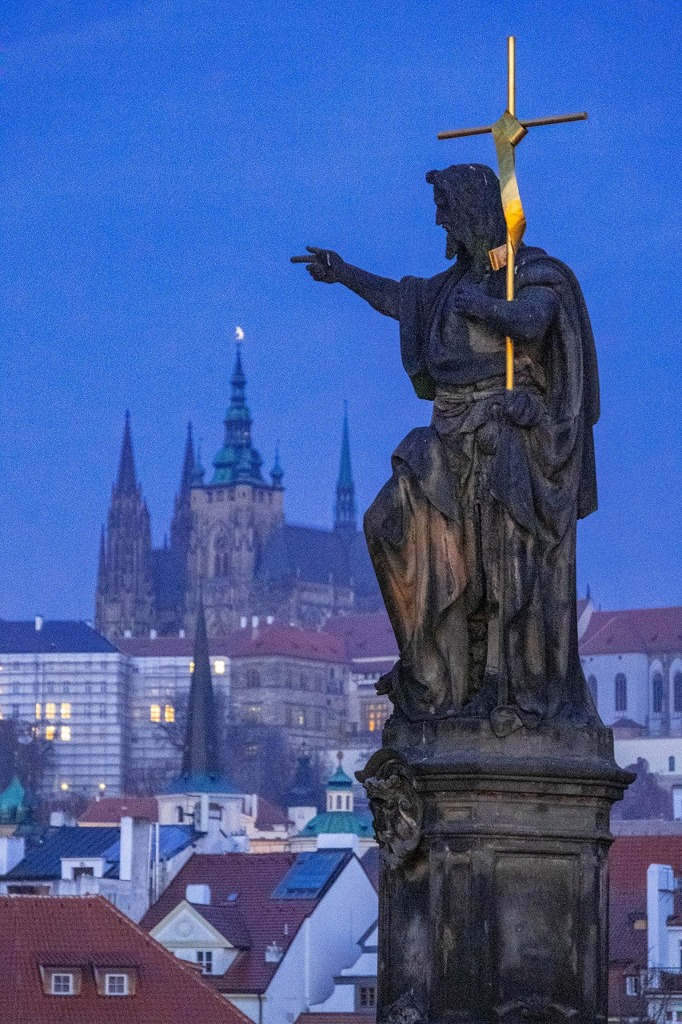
[116, 410, 137, 494]
[179, 422, 195, 495]
[181, 597, 220, 780]
[95, 413, 155, 640]
[334, 403, 356, 531]
[212, 341, 265, 486]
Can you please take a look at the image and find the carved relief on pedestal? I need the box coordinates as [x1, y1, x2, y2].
[356, 749, 423, 869]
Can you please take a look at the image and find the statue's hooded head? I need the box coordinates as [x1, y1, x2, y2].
[426, 164, 506, 265]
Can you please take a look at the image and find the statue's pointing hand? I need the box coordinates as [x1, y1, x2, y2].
[290, 246, 344, 284]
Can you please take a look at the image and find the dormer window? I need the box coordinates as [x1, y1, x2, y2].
[52, 973, 74, 995]
[93, 966, 137, 996]
[40, 966, 83, 996]
[105, 973, 129, 996]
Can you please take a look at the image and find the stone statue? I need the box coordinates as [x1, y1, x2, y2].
[294, 163, 599, 733]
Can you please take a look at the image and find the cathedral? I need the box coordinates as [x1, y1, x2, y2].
[95, 346, 382, 640]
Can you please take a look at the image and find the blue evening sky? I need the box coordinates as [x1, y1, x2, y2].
[0, 0, 680, 620]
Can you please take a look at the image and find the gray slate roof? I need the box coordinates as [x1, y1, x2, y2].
[257, 525, 380, 601]
[0, 621, 118, 655]
[3, 825, 197, 880]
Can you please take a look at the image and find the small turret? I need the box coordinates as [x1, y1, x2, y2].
[270, 448, 284, 489]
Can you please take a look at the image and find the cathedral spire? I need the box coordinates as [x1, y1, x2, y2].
[212, 339, 264, 486]
[335, 402, 356, 531]
[181, 596, 220, 780]
[97, 525, 106, 588]
[179, 422, 195, 495]
[116, 410, 137, 494]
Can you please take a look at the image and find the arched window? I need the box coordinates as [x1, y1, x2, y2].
[615, 673, 627, 713]
[587, 674, 598, 704]
[652, 673, 664, 715]
[674, 672, 682, 714]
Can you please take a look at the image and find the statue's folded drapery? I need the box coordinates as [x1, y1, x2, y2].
[364, 246, 599, 723]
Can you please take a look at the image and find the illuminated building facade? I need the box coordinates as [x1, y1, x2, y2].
[0, 619, 130, 797]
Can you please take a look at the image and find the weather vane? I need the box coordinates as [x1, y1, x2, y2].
[437, 36, 587, 390]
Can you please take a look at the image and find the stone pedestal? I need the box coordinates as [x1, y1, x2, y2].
[358, 715, 633, 1024]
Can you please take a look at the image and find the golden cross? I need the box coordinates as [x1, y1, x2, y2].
[438, 37, 587, 390]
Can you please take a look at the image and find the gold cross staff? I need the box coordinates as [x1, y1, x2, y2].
[438, 36, 587, 390]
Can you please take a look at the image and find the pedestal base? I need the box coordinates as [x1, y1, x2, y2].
[358, 716, 633, 1024]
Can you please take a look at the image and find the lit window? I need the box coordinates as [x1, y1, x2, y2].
[60, 726, 71, 742]
[164, 705, 175, 723]
[150, 704, 161, 722]
[60, 702, 71, 720]
[196, 950, 213, 974]
[297, 712, 305, 727]
[45, 702, 57, 720]
[214, 659, 226, 675]
[52, 973, 74, 995]
[105, 973, 128, 996]
[45, 725, 56, 741]
[366, 701, 389, 734]
[189, 660, 195, 673]
[35, 703, 42, 720]
[625, 976, 640, 996]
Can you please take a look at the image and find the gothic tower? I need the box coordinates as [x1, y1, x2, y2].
[334, 402, 356, 534]
[184, 345, 285, 637]
[95, 413, 155, 639]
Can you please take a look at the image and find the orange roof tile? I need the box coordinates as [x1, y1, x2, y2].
[0, 894, 249, 1024]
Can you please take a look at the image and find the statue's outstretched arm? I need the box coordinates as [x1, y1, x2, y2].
[454, 281, 559, 342]
[291, 247, 399, 320]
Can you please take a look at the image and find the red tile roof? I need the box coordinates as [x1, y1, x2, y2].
[323, 613, 398, 662]
[228, 624, 346, 662]
[608, 836, 682, 964]
[119, 624, 347, 663]
[78, 796, 158, 825]
[580, 607, 682, 655]
[0, 894, 248, 1024]
[141, 853, 318, 994]
[254, 797, 289, 831]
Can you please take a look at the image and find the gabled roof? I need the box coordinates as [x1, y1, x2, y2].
[142, 851, 355, 994]
[254, 798, 289, 831]
[580, 606, 682, 656]
[0, 621, 118, 655]
[78, 796, 159, 825]
[0, 895, 247, 1024]
[3, 825, 196, 880]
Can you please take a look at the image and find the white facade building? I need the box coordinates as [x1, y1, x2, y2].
[580, 606, 682, 736]
[0, 619, 131, 797]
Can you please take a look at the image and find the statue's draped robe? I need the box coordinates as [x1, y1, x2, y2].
[364, 246, 599, 722]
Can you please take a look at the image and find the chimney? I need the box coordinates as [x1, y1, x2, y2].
[34, 616, 43, 632]
[264, 941, 284, 964]
[119, 815, 133, 881]
[195, 793, 209, 834]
